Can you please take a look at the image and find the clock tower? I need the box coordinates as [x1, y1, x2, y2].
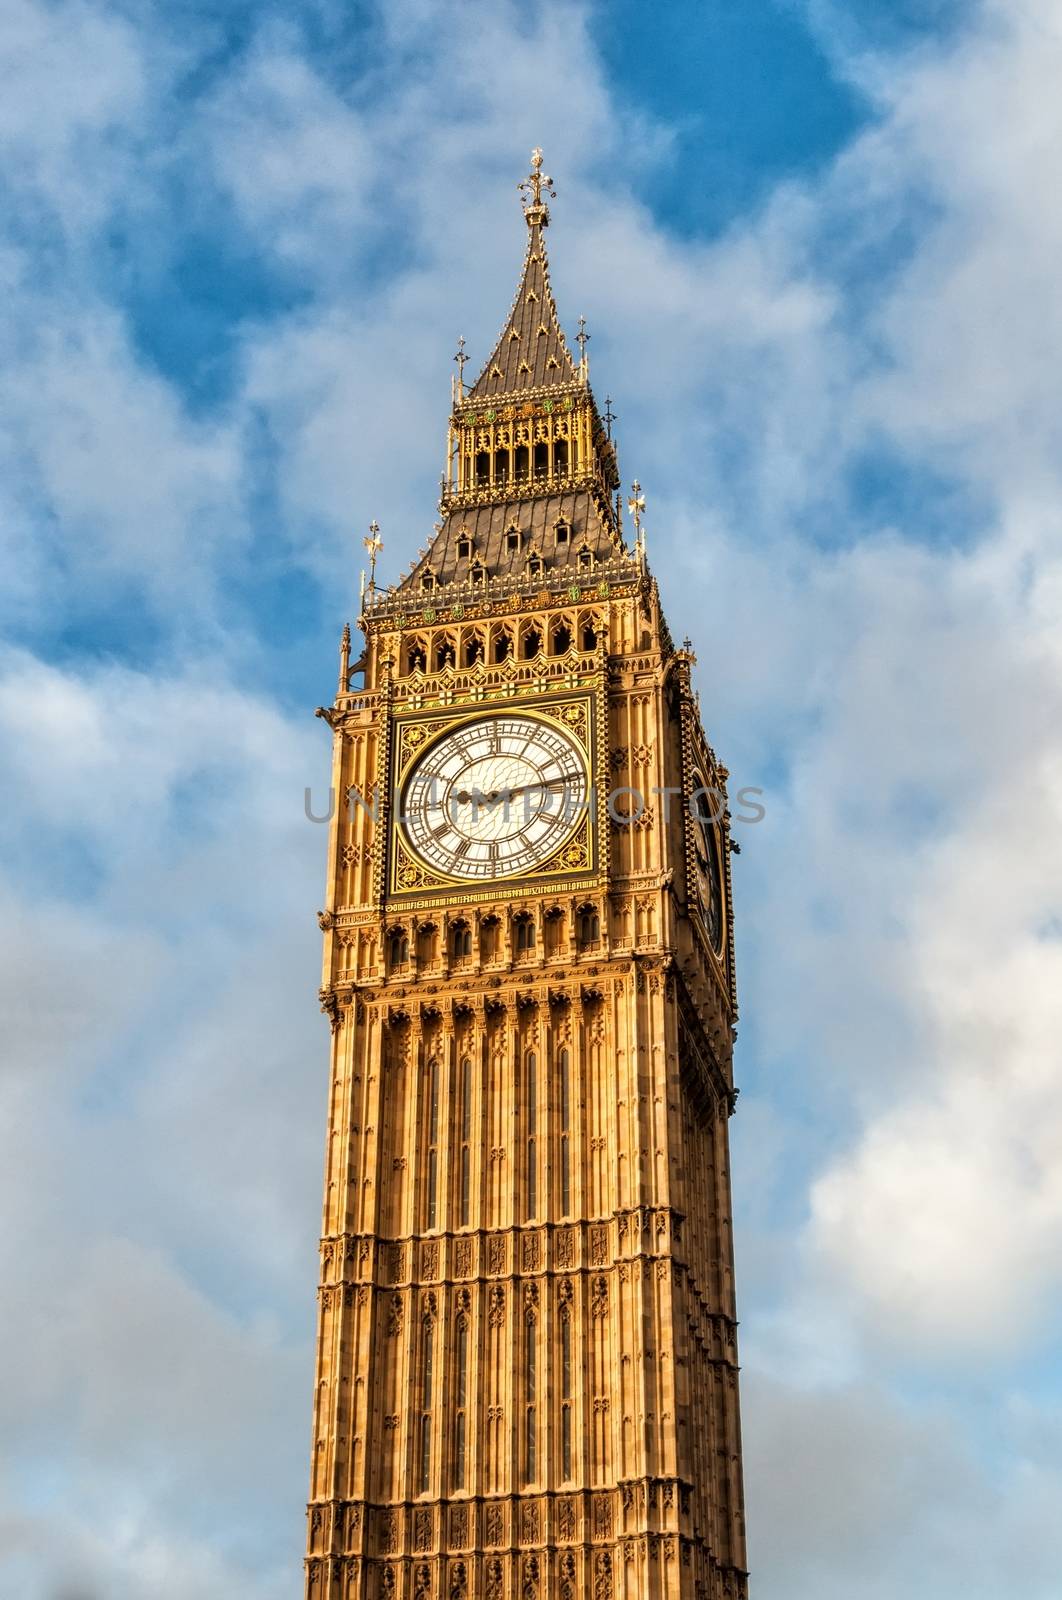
[306, 152, 749, 1600]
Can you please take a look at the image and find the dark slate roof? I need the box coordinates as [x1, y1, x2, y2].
[402, 488, 617, 590]
[467, 220, 579, 399]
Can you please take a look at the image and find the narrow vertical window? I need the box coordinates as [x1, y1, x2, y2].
[561, 1298, 573, 1479]
[526, 1050, 537, 1220]
[459, 1056, 472, 1227]
[525, 1317, 537, 1484]
[420, 1323, 434, 1493]
[559, 1045, 571, 1217]
[426, 1057, 439, 1228]
[454, 1316, 468, 1489]
[561, 1316, 572, 1398]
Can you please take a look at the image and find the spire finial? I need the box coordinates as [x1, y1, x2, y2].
[627, 481, 647, 565]
[576, 315, 590, 377]
[453, 334, 468, 400]
[518, 147, 555, 227]
[364, 521, 383, 596]
[604, 395, 616, 439]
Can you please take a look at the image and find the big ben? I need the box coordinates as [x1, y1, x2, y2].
[306, 151, 749, 1600]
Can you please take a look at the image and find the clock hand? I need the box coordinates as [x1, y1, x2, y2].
[453, 779, 569, 807]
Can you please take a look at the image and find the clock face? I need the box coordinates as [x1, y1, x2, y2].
[400, 712, 589, 881]
[691, 777, 725, 952]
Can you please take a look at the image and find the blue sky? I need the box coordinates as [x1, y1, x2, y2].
[2, 1, 1062, 1596]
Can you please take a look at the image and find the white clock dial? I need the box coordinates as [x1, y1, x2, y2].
[400, 712, 589, 880]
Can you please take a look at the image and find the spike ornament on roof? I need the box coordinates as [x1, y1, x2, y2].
[518, 147, 556, 226]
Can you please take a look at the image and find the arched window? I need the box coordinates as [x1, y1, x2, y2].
[407, 642, 427, 674]
[554, 438, 569, 475]
[515, 914, 535, 952]
[453, 1316, 469, 1489]
[533, 441, 548, 478]
[435, 637, 456, 671]
[524, 1306, 537, 1484]
[560, 1311, 573, 1479]
[459, 1056, 472, 1227]
[522, 627, 541, 660]
[419, 1321, 434, 1493]
[525, 1049, 538, 1222]
[552, 622, 572, 655]
[452, 922, 472, 959]
[475, 451, 489, 486]
[559, 1044, 571, 1216]
[390, 930, 409, 967]
[494, 449, 509, 486]
[463, 635, 484, 668]
[579, 907, 600, 947]
[581, 622, 597, 652]
[493, 630, 512, 664]
[425, 1056, 439, 1229]
[481, 915, 500, 959]
[514, 444, 529, 481]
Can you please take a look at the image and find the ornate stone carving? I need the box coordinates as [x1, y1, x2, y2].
[593, 1551, 613, 1600]
[522, 1553, 540, 1600]
[593, 1494, 613, 1539]
[387, 1293, 403, 1335]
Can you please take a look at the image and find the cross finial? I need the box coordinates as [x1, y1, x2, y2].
[454, 334, 468, 388]
[518, 147, 555, 226]
[364, 521, 383, 594]
[604, 395, 616, 439]
[576, 316, 590, 373]
[627, 481, 647, 563]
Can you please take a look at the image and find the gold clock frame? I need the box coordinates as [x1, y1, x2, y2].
[387, 693, 598, 899]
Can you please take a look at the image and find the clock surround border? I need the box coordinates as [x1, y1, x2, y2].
[385, 688, 604, 903]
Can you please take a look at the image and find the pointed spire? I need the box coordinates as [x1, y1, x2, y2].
[466, 149, 579, 400]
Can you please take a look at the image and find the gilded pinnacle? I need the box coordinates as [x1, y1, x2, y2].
[518, 146, 556, 227]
